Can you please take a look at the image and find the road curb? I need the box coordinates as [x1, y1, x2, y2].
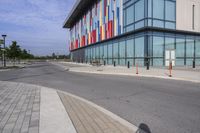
[69, 69, 200, 83]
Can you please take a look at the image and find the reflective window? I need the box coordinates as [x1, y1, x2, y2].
[196, 40, 200, 57]
[119, 40, 126, 58]
[153, 0, 164, 19]
[148, 0, 152, 18]
[108, 43, 113, 58]
[104, 44, 108, 58]
[126, 5, 134, 25]
[186, 39, 194, 57]
[135, 20, 144, 29]
[153, 20, 164, 28]
[135, 37, 144, 57]
[113, 42, 118, 58]
[126, 39, 134, 57]
[100, 45, 104, 59]
[165, 37, 175, 50]
[165, 1, 176, 21]
[153, 36, 164, 57]
[176, 39, 185, 57]
[135, 0, 144, 21]
[95, 46, 99, 59]
[165, 22, 175, 29]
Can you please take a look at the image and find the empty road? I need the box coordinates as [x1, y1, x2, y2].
[0, 62, 199, 133]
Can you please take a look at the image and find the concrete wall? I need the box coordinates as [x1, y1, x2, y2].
[176, 0, 200, 32]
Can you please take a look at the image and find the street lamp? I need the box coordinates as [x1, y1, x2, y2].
[2, 35, 7, 67]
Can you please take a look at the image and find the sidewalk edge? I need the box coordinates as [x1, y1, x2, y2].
[69, 69, 200, 83]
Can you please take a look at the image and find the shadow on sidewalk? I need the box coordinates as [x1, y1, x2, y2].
[136, 123, 151, 133]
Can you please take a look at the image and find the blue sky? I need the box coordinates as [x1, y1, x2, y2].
[0, 0, 75, 56]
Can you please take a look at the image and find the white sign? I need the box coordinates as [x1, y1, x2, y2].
[165, 50, 175, 66]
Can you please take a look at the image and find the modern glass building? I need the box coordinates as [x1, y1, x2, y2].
[63, 0, 200, 67]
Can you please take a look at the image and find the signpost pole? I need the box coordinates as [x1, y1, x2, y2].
[2, 35, 7, 67]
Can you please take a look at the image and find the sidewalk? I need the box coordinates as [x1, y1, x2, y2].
[53, 61, 200, 83]
[0, 81, 138, 133]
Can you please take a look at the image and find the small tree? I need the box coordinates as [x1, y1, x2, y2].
[7, 41, 21, 65]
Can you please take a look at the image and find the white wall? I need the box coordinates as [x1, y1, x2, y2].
[176, 0, 200, 32]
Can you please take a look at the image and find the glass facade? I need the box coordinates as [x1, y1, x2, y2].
[71, 31, 200, 67]
[69, 0, 200, 67]
[123, 0, 176, 32]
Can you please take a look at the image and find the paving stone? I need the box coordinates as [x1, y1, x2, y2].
[58, 92, 135, 133]
[0, 82, 41, 133]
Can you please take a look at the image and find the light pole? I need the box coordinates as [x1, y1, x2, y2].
[2, 35, 7, 67]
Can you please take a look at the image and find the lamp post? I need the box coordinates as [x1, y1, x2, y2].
[2, 35, 7, 67]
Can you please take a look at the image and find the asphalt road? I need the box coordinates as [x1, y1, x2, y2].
[0, 62, 200, 133]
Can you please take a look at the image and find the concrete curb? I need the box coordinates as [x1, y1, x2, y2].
[57, 90, 138, 132]
[69, 69, 200, 83]
[40, 87, 77, 133]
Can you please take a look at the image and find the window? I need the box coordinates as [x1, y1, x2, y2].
[153, 36, 164, 57]
[126, 5, 134, 25]
[108, 43, 113, 58]
[165, 37, 175, 50]
[113, 42, 118, 58]
[196, 40, 200, 57]
[186, 39, 194, 58]
[104, 44, 108, 58]
[135, 20, 144, 29]
[153, 0, 164, 19]
[165, 1, 176, 21]
[153, 20, 164, 28]
[135, 37, 144, 57]
[176, 39, 185, 57]
[100, 45, 104, 59]
[135, 0, 144, 22]
[126, 39, 134, 58]
[119, 40, 126, 58]
[165, 22, 175, 29]
[148, 0, 152, 18]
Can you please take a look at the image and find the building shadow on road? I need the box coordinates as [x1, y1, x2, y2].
[136, 123, 151, 133]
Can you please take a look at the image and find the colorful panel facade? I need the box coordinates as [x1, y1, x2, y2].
[69, 0, 123, 51]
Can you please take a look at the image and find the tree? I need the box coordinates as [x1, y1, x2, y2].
[7, 41, 22, 65]
[52, 53, 56, 59]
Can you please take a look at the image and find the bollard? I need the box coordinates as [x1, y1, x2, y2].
[169, 62, 172, 77]
[146, 61, 149, 70]
[114, 61, 116, 67]
[127, 61, 130, 69]
[136, 63, 139, 74]
[193, 60, 195, 68]
[104, 60, 106, 66]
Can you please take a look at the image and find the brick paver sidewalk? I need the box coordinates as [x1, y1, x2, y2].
[58, 92, 137, 133]
[0, 81, 138, 133]
[0, 82, 40, 133]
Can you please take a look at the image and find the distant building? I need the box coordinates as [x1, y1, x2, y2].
[63, 0, 200, 67]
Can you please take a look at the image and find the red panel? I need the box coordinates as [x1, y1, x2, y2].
[92, 30, 96, 43]
[76, 40, 78, 49]
[100, 26, 102, 41]
[90, 32, 92, 44]
[104, 0, 107, 16]
[81, 36, 85, 47]
[108, 20, 113, 38]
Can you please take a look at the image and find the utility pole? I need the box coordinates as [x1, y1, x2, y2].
[2, 35, 7, 67]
